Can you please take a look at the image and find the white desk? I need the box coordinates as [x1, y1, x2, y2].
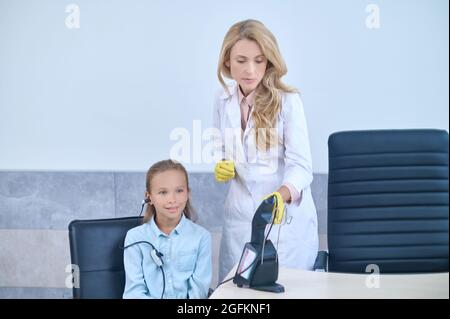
[210, 266, 449, 299]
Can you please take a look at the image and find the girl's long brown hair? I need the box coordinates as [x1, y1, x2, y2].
[142, 159, 196, 224]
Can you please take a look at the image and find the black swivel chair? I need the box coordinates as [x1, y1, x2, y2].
[68, 216, 142, 299]
[314, 129, 449, 273]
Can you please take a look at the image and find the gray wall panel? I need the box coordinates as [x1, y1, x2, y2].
[0, 172, 115, 229]
[0, 171, 328, 298]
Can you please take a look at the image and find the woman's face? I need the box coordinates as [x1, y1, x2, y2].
[227, 39, 268, 95]
[147, 170, 189, 224]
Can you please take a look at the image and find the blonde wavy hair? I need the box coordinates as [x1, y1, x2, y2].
[143, 159, 196, 224]
[217, 19, 297, 150]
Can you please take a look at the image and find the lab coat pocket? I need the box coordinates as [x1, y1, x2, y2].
[176, 251, 197, 272]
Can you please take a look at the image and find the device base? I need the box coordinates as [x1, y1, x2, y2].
[250, 282, 285, 293]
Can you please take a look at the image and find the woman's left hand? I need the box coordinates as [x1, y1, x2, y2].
[276, 185, 292, 203]
[261, 191, 285, 224]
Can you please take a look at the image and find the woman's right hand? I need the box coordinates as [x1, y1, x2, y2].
[214, 160, 235, 182]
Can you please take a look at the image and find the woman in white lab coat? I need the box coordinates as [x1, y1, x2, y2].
[213, 19, 319, 282]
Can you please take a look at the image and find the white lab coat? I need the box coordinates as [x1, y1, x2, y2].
[213, 83, 319, 282]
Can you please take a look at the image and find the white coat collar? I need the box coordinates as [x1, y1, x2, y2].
[219, 82, 238, 100]
[222, 84, 241, 131]
[220, 83, 250, 172]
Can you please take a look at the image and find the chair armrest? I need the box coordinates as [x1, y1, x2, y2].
[313, 250, 328, 272]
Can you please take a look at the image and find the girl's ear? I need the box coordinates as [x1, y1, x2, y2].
[145, 191, 151, 204]
[225, 60, 230, 68]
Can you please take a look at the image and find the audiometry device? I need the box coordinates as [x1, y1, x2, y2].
[233, 194, 285, 293]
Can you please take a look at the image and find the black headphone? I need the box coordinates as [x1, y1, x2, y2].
[123, 241, 164, 266]
[123, 240, 165, 298]
[122, 198, 166, 298]
[131, 198, 162, 267]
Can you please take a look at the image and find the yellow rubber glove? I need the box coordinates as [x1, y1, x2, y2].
[261, 192, 285, 224]
[214, 160, 235, 182]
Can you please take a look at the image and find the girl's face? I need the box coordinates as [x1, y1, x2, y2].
[147, 170, 189, 224]
[227, 39, 268, 95]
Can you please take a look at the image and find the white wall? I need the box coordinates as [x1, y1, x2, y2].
[0, 0, 448, 173]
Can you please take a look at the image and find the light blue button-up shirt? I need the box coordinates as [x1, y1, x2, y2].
[123, 214, 212, 299]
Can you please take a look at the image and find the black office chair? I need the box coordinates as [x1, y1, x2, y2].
[314, 129, 449, 273]
[68, 216, 142, 299]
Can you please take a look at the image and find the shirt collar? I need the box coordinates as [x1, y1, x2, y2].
[149, 213, 186, 237]
[173, 214, 186, 234]
[238, 85, 255, 107]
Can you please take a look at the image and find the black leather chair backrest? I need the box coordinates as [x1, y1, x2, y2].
[68, 216, 141, 298]
[327, 129, 449, 273]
